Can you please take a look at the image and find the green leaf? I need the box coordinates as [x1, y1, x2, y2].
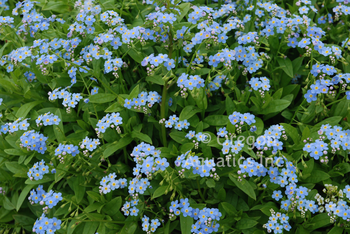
[262, 99, 291, 115]
[53, 109, 65, 142]
[177, 3, 191, 22]
[327, 226, 344, 234]
[152, 185, 168, 199]
[82, 222, 99, 234]
[180, 215, 193, 234]
[4, 149, 25, 156]
[236, 218, 258, 230]
[303, 170, 330, 183]
[179, 105, 200, 121]
[42, 1, 71, 13]
[3, 196, 15, 210]
[5, 162, 27, 177]
[16, 101, 43, 118]
[131, 131, 152, 144]
[310, 116, 342, 132]
[89, 93, 117, 103]
[308, 213, 331, 231]
[103, 197, 122, 216]
[105, 102, 124, 112]
[103, 136, 133, 158]
[204, 115, 228, 126]
[220, 202, 237, 216]
[334, 99, 350, 117]
[280, 123, 300, 144]
[16, 184, 35, 211]
[87, 191, 101, 202]
[146, 75, 165, 85]
[254, 117, 264, 135]
[292, 57, 304, 76]
[169, 131, 188, 144]
[206, 179, 215, 188]
[277, 57, 293, 78]
[74, 176, 85, 204]
[229, 174, 256, 200]
[128, 49, 144, 63]
[120, 222, 137, 234]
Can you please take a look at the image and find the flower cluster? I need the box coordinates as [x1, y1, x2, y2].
[254, 125, 286, 153]
[177, 73, 205, 97]
[131, 143, 169, 179]
[96, 112, 122, 134]
[36, 112, 61, 126]
[124, 91, 161, 110]
[238, 158, 267, 177]
[20, 130, 47, 154]
[27, 160, 49, 181]
[141, 215, 161, 233]
[208, 75, 227, 91]
[141, 53, 175, 72]
[169, 199, 221, 234]
[122, 199, 140, 216]
[32, 214, 62, 234]
[29, 185, 63, 209]
[304, 125, 350, 161]
[164, 114, 190, 130]
[55, 143, 80, 163]
[48, 88, 83, 110]
[249, 77, 271, 91]
[80, 137, 100, 153]
[99, 172, 127, 194]
[264, 210, 291, 234]
[175, 151, 217, 179]
[0, 118, 29, 134]
[229, 111, 256, 126]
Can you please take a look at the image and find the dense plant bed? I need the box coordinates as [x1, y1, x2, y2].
[1, 0, 350, 233]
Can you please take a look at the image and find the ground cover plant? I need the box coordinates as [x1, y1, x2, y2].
[1, 0, 350, 233]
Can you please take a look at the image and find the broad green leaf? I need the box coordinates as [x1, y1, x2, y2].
[131, 131, 152, 144]
[169, 131, 188, 144]
[152, 185, 168, 199]
[206, 179, 215, 188]
[103, 197, 122, 216]
[5, 162, 27, 177]
[177, 3, 191, 22]
[105, 102, 124, 112]
[16, 184, 35, 211]
[236, 218, 258, 230]
[16, 101, 43, 118]
[204, 115, 228, 126]
[303, 170, 330, 183]
[327, 226, 344, 234]
[180, 215, 193, 234]
[220, 202, 237, 216]
[120, 222, 137, 234]
[3, 196, 15, 210]
[280, 123, 300, 144]
[308, 213, 331, 231]
[103, 136, 132, 158]
[82, 222, 99, 234]
[179, 105, 200, 121]
[89, 93, 117, 103]
[229, 175, 256, 200]
[310, 116, 342, 132]
[146, 75, 165, 85]
[277, 57, 293, 78]
[53, 109, 65, 142]
[334, 99, 350, 117]
[262, 99, 291, 115]
[73, 176, 85, 204]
